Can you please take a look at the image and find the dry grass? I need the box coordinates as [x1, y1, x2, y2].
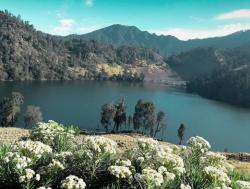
[0, 127, 29, 144]
[229, 160, 250, 176]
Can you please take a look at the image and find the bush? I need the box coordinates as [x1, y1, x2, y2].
[0, 120, 250, 189]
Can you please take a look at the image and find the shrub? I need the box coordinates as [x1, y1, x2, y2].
[0, 121, 250, 189]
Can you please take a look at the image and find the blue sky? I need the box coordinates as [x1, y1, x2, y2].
[1, 0, 250, 40]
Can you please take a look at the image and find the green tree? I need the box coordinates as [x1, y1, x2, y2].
[178, 123, 186, 145]
[142, 102, 155, 136]
[24, 105, 43, 127]
[133, 99, 156, 136]
[100, 103, 116, 132]
[154, 111, 166, 137]
[0, 92, 24, 127]
[133, 99, 144, 132]
[113, 98, 127, 132]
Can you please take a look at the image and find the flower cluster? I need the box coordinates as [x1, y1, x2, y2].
[235, 180, 250, 189]
[83, 136, 117, 155]
[137, 138, 158, 151]
[12, 140, 52, 159]
[204, 166, 231, 185]
[188, 136, 211, 154]
[127, 138, 186, 188]
[61, 175, 86, 189]
[19, 168, 38, 183]
[48, 159, 65, 170]
[141, 167, 164, 187]
[0, 120, 249, 189]
[201, 151, 234, 172]
[108, 165, 132, 179]
[30, 120, 76, 145]
[3, 152, 32, 169]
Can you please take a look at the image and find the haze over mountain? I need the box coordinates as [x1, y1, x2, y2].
[79, 24, 250, 56]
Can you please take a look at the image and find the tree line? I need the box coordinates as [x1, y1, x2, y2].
[100, 98, 187, 144]
[0, 92, 187, 145]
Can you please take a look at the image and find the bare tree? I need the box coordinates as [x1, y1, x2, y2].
[178, 123, 186, 145]
[154, 111, 166, 137]
[113, 98, 127, 132]
[100, 103, 116, 132]
[24, 105, 43, 127]
[0, 92, 24, 127]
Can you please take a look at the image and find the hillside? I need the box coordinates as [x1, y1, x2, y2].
[167, 47, 224, 80]
[0, 10, 176, 82]
[80, 24, 250, 56]
[177, 43, 250, 107]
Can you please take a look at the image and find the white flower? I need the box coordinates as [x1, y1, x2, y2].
[116, 159, 131, 167]
[31, 121, 76, 145]
[37, 187, 52, 189]
[12, 140, 52, 159]
[19, 169, 35, 183]
[108, 165, 132, 179]
[61, 175, 86, 189]
[158, 166, 175, 182]
[48, 159, 65, 170]
[204, 166, 231, 184]
[141, 167, 164, 187]
[236, 180, 250, 189]
[35, 174, 41, 181]
[137, 138, 158, 150]
[180, 184, 192, 189]
[84, 136, 117, 155]
[136, 156, 145, 164]
[188, 136, 211, 153]
[3, 156, 10, 163]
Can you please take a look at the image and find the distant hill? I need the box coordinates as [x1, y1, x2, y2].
[167, 41, 250, 80]
[78, 24, 250, 56]
[184, 43, 250, 107]
[0, 10, 171, 81]
[67, 24, 182, 57]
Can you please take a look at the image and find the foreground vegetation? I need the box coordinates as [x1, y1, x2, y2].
[0, 121, 250, 189]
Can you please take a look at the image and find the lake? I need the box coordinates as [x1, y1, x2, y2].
[0, 81, 250, 152]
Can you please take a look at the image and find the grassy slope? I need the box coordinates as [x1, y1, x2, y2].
[1, 128, 249, 176]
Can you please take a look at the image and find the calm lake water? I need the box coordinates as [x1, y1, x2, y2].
[0, 81, 250, 152]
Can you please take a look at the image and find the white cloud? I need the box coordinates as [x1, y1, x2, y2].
[60, 19, 75, 27]
[52, 19, 75, 35]
[151, 23, 250, 40]
[84, 0, 94, 7]
[215, 9, 250, 20]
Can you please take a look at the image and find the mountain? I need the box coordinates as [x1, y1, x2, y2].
[79, 24, 250, 56]
[167, 39, 250, 79]
[0, 10, 175, 81]
[67, 24, 182, 57]
[183, 43, 250, 107]
[167, 47, 225, 80]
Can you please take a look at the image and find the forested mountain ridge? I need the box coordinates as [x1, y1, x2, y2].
[0, 10, 171, 81]
[183, 43, 250, 107]
[80, 24, 250, 56]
